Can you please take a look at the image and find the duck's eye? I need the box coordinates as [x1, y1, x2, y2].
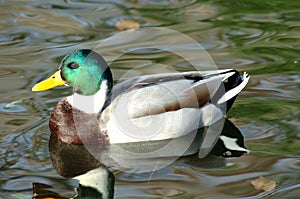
[68, 62, 79, 69]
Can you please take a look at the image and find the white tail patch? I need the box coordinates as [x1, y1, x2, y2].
[219, 135, 250, 153]
[218, 72, 250, 104]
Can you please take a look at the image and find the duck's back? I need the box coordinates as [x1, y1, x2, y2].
[101, 69, 249, 143]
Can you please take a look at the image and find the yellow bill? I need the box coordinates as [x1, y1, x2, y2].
[32, 70, 66, 91]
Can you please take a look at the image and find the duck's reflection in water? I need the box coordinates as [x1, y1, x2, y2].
[33, 119, 248, 199]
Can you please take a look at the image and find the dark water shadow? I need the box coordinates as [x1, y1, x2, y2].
[33, 118, 247, 199]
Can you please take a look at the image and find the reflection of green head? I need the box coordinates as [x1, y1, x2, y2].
[60, 49, 113, 96]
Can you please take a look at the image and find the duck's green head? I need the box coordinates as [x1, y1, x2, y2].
[32, 49, 113, 96]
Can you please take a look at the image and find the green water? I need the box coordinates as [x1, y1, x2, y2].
[0, 0, 299, 198]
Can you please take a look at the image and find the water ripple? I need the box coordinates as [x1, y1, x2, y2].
[0, 0, 299, 198]
[248, 74, 300, 99]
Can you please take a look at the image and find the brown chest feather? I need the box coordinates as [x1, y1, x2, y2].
[49, 98, 109, 145]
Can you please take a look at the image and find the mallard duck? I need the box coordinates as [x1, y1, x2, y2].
[32, 49, 250, 145]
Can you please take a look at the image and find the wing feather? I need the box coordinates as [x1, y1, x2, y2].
[110, 70, 233, 118]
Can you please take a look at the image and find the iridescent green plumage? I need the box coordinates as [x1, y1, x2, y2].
[60, 49, 113, 96]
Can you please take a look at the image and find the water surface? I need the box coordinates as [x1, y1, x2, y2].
[0, 0, 299, 198]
